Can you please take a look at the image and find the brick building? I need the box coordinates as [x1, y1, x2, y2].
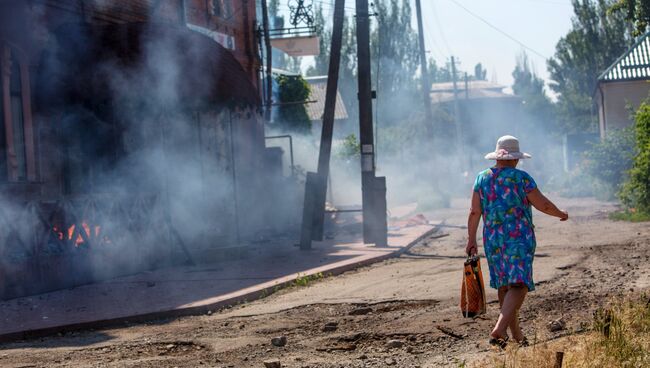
[0, 1, 285, 300]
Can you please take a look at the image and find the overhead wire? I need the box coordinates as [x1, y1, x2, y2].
[420, 7, 446, 62]
[430, 0, 454, 56]
[446, 0, 548, 60]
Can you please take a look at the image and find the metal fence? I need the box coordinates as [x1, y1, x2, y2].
[0, 193, 186, 300]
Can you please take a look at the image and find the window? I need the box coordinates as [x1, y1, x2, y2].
[211, 0, 233, 18]
[0, 44, 34, 182]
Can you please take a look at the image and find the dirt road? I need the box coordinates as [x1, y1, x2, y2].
[1, 197, 648, 367]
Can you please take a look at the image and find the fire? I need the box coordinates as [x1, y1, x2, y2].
[53, 222, 104, 246]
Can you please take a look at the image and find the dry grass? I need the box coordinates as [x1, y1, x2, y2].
[471, 295, 650, 368]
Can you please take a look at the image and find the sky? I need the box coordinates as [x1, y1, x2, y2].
[278, 0, 576, 92]
[416, 0, 575, 89]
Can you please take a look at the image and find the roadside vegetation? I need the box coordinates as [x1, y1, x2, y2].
[579, 97, 650, 221]
[477, 295, 650, 368]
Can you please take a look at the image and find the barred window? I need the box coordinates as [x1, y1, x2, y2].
[211, 0, 233, 18]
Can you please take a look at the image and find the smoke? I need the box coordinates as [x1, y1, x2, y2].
[0, 6, 299, 300]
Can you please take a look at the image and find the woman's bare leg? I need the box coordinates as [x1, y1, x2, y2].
[491, 285, 527, 340]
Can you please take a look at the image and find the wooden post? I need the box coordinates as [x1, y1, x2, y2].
[299, 0, 346, 249]
[554, 351, 564, 368]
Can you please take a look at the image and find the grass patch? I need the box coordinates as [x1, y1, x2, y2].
[473, 295, 650, 368]
[609, 209, 650, 222]
[291, 272, 326, 288]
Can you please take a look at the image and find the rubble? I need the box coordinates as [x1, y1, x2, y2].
[386, 339, 404, 349]
[321, 322, 339, 332]
[349, 307, 373, 315]
[548, 318, 566, 332]
[263, 359, 282, 368]
[271, 336, 287, 347]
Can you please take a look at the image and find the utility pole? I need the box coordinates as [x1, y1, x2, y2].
[451, 56, 464, 171]
[414, 0, 432, 132]
[261, 0, 273, 122]
[299, 0, 346, 249]
[356, 0, 387, 247]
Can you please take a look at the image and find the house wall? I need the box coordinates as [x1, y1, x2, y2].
[29, 0, 259, 87]
[598, 79, 650, 138]
[0, 1, 272, 300]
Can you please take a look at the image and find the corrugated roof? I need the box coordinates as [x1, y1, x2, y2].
[430, 80, 519, 104]
[599, 32, 650, 82]
[304, 76, 349, 121]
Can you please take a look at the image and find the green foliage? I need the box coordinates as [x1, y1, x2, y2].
[275, 74, 312, 133]
[512, 52, 556, 132]
[610, 0, 650, 35]
[291, 272, 325, 287]
[548, 0, 633, 133]
[546, 167, 595, 198]
[306, 2, 331, 77]
[427, 58, 453, 82]
[620, 102, 650, 213]
[473, 63, 487, 81]
[336, 134, 361, 159]
[609, 209, 650, 221]
[582, 127, 636, 199]
[592, 298, 650, 366]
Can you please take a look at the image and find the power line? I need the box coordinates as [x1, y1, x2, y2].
[430, 0, 454, 56]
[518, 0, 572, 6]
[446, 0, 547, 60]
[420, 8, 446, 61]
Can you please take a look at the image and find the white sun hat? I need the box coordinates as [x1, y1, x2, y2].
[484, 135, 532, 160]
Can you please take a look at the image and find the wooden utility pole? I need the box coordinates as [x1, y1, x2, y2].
[299, 0, 346, 249]
[414, 0, 432, 131]
[356, 0, 387, 247]
[261, 0, 273, 122]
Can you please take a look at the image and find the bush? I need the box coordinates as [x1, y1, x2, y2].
[620, 102, 650, 214]
[581, 127, 636, 200]
[275, 74, 312, 133]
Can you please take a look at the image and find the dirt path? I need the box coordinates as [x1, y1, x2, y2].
[1, 197, 648, 367]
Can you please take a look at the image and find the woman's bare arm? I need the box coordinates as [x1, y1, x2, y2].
[466, 191, 482, 255]
[526, 188, 568, 221]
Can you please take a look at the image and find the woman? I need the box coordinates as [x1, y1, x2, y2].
[465, 135, 568, 348]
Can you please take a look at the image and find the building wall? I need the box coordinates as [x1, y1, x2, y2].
[598, 79, 650, 138]
[30, 0, 259, 87]
[185, 0, 259, 87]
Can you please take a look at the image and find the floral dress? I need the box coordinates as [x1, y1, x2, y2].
[473, 167, 538, 291]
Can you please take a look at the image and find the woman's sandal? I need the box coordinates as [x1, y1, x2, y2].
[516, 337, 530, 347]
[488, 336, 509, 349]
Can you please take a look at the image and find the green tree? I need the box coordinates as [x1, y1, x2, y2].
[548, 0, 633, 133]
[474, 63, 487, 81]
[428, 58, 453, 82]
[275, 74, 312, 133]
[513, 52, 555, 128]
[620, 101, 650, 213]
[372, 0, 420, 124]
[610, 0, 650, 34]
[306, 3, 330, 76]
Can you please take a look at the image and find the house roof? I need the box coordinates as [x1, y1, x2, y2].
[304, 76, 349, 121]
[599, 32, 650, 82]
[430, 80, 519, 104]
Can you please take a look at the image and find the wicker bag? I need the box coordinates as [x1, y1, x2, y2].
[460, 255, 487, 318]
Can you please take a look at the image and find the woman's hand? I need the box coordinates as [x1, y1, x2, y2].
[560, 210, 569, 221]
[466, 239, 478, 256]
